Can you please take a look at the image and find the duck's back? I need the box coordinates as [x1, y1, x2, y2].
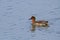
[35, 20, 48, 23]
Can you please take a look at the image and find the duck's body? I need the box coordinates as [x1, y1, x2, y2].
[33, 22, 47, 27]
[29, 16, 49, 31]
[33, 20, 48, 27]
[29, 16, 48, 27]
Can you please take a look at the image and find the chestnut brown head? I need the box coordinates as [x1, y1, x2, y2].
[29, 16, 36, 20]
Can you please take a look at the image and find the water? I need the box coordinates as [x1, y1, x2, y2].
[0, 0, 60, 40]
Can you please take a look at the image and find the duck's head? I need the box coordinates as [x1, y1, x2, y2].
[29, 16, 36, 20]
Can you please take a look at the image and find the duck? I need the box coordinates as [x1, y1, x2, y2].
[29, 16, 49, 31]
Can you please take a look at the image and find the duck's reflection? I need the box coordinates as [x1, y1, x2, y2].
[31, 24, 36, 31]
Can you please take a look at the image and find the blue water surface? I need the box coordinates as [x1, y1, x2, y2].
[0, 0, 60, 40]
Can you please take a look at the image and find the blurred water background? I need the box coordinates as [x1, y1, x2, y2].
[0, 0, 60, 40]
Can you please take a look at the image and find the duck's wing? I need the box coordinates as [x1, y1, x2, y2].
[35, 21, 42, 23]
[35, 20, 48, 23]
